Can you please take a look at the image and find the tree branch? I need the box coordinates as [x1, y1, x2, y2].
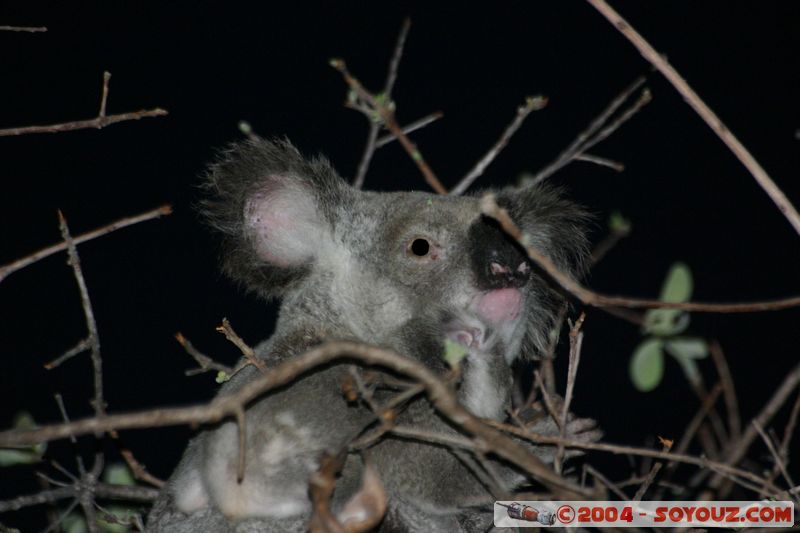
[0, 205, 172, 283]
[0, 71, 167, 137]
[480, 194, 800, 313]
[585, 0, 800, 237]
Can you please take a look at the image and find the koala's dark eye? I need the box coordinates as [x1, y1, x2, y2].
[408, 238, 431, 257]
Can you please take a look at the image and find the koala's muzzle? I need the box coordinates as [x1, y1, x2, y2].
[468, 215, 531, 290]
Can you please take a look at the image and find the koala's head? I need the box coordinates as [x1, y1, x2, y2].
[201, 138, 589, 361]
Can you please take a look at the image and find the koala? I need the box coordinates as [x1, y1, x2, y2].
[148, 138, 593, 532]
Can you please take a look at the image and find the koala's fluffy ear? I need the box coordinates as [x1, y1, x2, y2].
[493, 183, 591, 359]
[494, 182, 591, 280]
[200, 137, 351, 298]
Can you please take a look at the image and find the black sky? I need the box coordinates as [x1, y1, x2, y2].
[1, 2, 799, 528]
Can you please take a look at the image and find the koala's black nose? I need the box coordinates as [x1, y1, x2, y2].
[468, 216, 532, 290]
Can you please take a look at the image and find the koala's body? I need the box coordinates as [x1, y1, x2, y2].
[148, 139, 591, 532]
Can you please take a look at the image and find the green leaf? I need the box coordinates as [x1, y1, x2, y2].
[237, 120, 253, 135]
[0, 448, 42, 466]
[674, 354, 702, 388]
[660, 262, 693, 303]
[443, 339, 469, 369]
[0, 412, 46, 466]
[608, 211, 632, 234]
[665, 337, 709, 360]
[630, 338, 665, 392]
[665, 337, 708, 388]
[98, 505, 137, 533]
[62, 514, 88, 533]
[103, 463, 135, 486]
[644, 263, 694, 336]
[13, 411, 37, 430]
[644, 308, 690, 336]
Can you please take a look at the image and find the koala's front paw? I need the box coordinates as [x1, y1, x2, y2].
[514, 397, 603, 465]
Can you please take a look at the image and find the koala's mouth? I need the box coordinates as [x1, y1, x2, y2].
[446, 288, 524, 351]
[472, 287, 523, 325]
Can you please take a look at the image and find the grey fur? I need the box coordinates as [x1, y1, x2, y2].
[148, 138, 594, 532]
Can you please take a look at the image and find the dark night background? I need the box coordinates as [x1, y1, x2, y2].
[1, 2, 798, 529]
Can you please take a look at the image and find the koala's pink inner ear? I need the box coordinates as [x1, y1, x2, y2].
[244, 180, 323, 267]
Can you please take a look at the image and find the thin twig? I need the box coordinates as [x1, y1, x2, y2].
[0, 25, 47, 32]
[654, 383, 722, 500]
[763, 392, 800, 496]
[532, 370, 561, 428]
[707, 362, 800, 493]
[54, 394, 86, 476]
[59, 212, 105, 421]
[59, 212, 106, 532]
[531, 76, 649, 185]
[235, 407, 247, 482]
[485, 420, 774, 496]
[0, 71, 167, 137]
[583, 464, 627, 500]
[753, 421, 798, 505]
[44, 337, 92, 369]
[585, 0, 800, 237]
[0, 483, 158, 513]
[481, 194, 800, 313]
[633, 437, 672, 501]
[331, 59, 448, 195]
[216, 318, 267, 374]
[114, 444, 165, 488]
[383, 18, 410, 97]
[708, 340, 741, 440]
[175, 332, 234, 377]
[0, 111, 167, 136]
[590, 225, 632, 266]
[353, 122, 381, 190]
[0, 205, 172, 283]
[574, 153, 625, 171]
[555, 312, 585, 473]
[352, 19, 411, 189]
[778, 392, 800, 466]
[374, 112, 443, 148]
[450, 95, 548, 195]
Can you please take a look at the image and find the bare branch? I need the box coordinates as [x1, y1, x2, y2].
[217, 318, 267, 374]
[753, 422, 798, 504]
[0, 110, 167, 137]
[0, 483, 158, 513]
[0, 204, 172, 283]
[0, 71, 167, 137]
[554, 312, 585, 473]
[0, 25, 47, 32]
[709, 340, 741, 440]
[573, 153, 625, 172]
[383, 18, 410, 97]
[331, 59, 448, 195]
[98, 71, 111, 118]
[633, 437, 672, 501]
[531, 76, 649, 185]
[44, 337, 92, 370]
[450, 95, 548, 195]
[375, 111, 443, 148]
[586, 0, 800, 237]
[175, 332, 234, 377]
[352, 18, 411, 189]
[480, 193, 800, 313]
[58, 212, 105, 420]
[707, 362, 800, 493]
[486, 420, 775, 496]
